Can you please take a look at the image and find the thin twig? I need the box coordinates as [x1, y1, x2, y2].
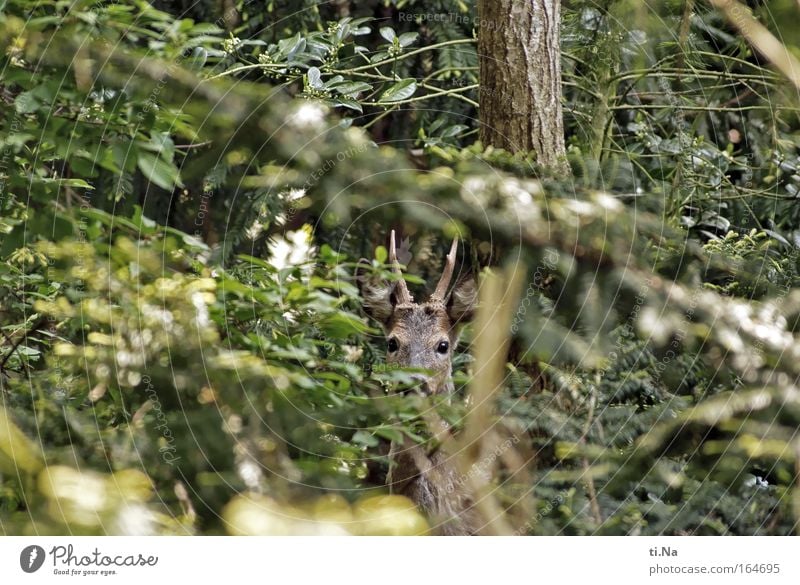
[173, 141, 212, 150]
[347, 38, 476, 73]
[0, 317, 46, 373]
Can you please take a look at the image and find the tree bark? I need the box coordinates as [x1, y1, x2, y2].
[477, 0, 568, 173]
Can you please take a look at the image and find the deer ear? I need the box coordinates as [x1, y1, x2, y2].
[356, 259, 397, 326]
[447, 276, 478, 324]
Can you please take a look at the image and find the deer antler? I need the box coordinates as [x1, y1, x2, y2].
[389, 230, 413, 304]
[430, 236, 459, 304]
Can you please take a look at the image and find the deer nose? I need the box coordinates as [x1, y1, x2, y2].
[408, 374, 433, 396]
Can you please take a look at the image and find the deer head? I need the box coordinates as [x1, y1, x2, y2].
[358, 231, 478, 396]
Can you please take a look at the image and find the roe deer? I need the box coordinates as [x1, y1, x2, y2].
[358, 231, 482, 535]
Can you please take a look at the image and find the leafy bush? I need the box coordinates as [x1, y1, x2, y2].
[2, 0, 800, 536]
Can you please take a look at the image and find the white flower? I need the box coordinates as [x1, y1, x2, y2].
[191, 291, 211, 327]
[268, 228, 312, 271]
[290, 103, 327, 129]
[565, 199, 595, 217]
[594, 191, 622, 212]
[114, 504, 155, 535]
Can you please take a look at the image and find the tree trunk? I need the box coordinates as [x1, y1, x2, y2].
[478, 0, 568, 173]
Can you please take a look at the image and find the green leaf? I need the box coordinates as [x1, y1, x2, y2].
[137, 152, 183, 190]
[334, 82, 371, 97]
[322, 75, 345, 89]
[319, 312, 370, 337]
[352, 430, 379, 448]
[190, 23, 224, 34]
[379, 27, 396, 43]
[59, 178, 95, 189]
[440, 124, 469, 138]
[14, 91, 40, 114]
[131, 205, 158, 235]
[163, 226, 209, 250]
[0, 132, 35, 150]
[69, 156, 99, 178]
[398, 32, 418, 48]
[333, 97, 363, 113]
[285, 35, 306, 60]
[237, 254, 278, 272]
[145, 132, 175, 162]
[80, 207, 141, 233]
[334, 23, 351, 44]
[112, 138, 138, 173]
[380, 79, 417, 103]
[375, 245, 387, 263]
[187, 46, 207, 70]
[374, 427, 404, 443]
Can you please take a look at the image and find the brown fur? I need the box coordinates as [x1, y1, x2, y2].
[384, 303, 456, 395]
[357, 243, 480, 535]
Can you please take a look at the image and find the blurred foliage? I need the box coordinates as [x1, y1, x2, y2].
[1, 0, 800, 536]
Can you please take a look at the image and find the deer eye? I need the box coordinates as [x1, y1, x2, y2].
[436, 340, 449, 354]
[387, 337, 399, 353]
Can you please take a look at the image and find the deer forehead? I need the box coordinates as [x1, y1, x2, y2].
[388, 304, 453, 341]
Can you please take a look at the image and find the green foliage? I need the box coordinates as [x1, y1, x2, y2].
[2, 0, 800, 537]
[216, 12, 475, 145]
[702, 229, 798, 296]
[1, 216, 438, 533]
